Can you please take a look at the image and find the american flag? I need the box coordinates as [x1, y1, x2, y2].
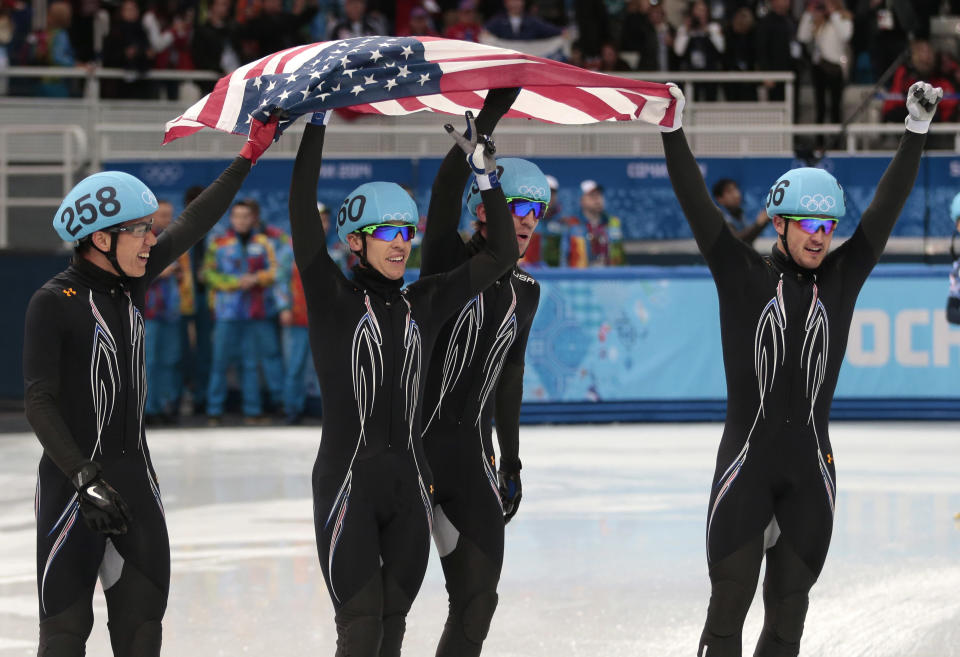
[163, 36, 677, 144]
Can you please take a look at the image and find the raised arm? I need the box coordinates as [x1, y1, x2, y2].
[858, 82, 941, 260]
[421, 88, 519, 276]
[146, 116, 278, 280]
[289, 115, 338, 274]
[659, 85, 726, 255]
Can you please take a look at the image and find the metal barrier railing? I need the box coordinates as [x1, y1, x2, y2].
[0, 125, 87, 249]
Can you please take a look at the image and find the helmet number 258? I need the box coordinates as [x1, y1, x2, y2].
[59, 186, 122, 237]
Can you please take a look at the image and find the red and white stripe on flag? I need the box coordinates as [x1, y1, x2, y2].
[164, 36, 677, 144]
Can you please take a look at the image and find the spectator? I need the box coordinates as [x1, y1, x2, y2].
[143, 0, 195, 100]
[100, 0, 153, 99]
[756, 0, 799, 102]
[485, 0, 563, 40]
[253, 208, 289, 417]
[574, 0, 609, 60]
[192, 0, 240, 94]
[598, 39, 631, 70]
[328, 0, 382, 40]
[723, 6, 758, 100]
[443, 0, 483, 42]
[882, 39, 956, 124]
[180, 185, 212, 415]
[857, 0, 923, 83]
[29, 0, 76, 97]
[237, 0, 317, 63]
[619, 0, 659, 71]
[400, 5, 439, 36]
[712, 178, 770, 245]
[202, 199, 279, 425]
[563, 179, 625, 267]
[144, 201, 187, 424]
[674, 0, 725, 100]
[67, 0, 103, 65]
[647, 0, 676, 71]
[798, 0, 853, 126]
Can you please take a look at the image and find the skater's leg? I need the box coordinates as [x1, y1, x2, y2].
[698, 533, 765, 657]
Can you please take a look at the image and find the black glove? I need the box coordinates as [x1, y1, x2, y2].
[498, 457, 522, 524]
[71, 462, 132, 535]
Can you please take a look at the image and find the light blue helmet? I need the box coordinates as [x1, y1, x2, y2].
[950, 192, 960, 222]
[466, 158, 550, 217]
[336, 181, 418, 245]
[54, 171, 159, 241]
[765, 167, 845, 219]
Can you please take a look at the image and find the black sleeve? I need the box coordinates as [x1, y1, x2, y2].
[23, 289, 88, 479]
[494, 361, 523, 471]
[146, 156, 252, 282]
[289, 123, 345, 286]
[857, 130, 926, 260]
[420, 105, 512, 277]
[413, 184, 519, 320]
[736, 220, 765, 245]
[494, 282, 539, 470]
[661, 129, 727, 256]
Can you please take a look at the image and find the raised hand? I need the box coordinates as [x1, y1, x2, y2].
[659, 82, 686, 133]
[240, 114, 281, 164]
[444, 111, 499, 190]
[905, 81, 944, 134]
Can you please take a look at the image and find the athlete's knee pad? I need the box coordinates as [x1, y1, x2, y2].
[705, 579, 754, 637]
[754, 589, 808, 657]
[127, 620, 162, 657]
[333, 612, 382, 657]
[462, 590, 499, 644]
[38, 595, 95, 657]
[698, 628, 743, 657]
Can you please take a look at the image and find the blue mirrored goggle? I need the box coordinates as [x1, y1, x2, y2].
[506, 197, 547, 220]
[782, 215, 838, 236]
[359, 223, 417, 242]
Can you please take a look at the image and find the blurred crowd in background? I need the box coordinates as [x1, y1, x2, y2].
[2, 0, 960, 127]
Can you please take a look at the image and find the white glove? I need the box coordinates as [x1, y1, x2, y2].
[904, 81, 943, 134]
[444, 111, 499, 190]
[659, 82, 685, 133]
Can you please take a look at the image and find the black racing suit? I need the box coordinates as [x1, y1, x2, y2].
[662, 127, 926, 657]
[23, 157, 252, 657]
[288, 123, 518, 657]
[419, 134, 540, 657]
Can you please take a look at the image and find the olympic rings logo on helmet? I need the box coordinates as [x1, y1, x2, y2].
[380, 211, 413, 222]
[517, 184, 547, 198]
[799, 194, 837, 213]
[142, 191, 159, 208]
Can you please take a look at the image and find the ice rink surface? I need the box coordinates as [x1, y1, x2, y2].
[1, 422, 958, 657]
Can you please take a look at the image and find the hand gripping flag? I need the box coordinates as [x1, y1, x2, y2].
[163, 36, 678, 144]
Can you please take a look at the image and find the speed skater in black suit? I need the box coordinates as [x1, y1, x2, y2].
[659, 80, 942, 657]
[418, 88, 543, 657]
[23, 117, 277, 656]
[287, 109, 518, 657]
